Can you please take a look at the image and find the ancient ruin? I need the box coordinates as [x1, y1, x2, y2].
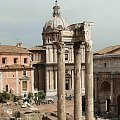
[55, 21, 94, 120]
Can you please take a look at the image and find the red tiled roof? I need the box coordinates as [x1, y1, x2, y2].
[94, 45, 120, 55]
[0, 45, 30, 54]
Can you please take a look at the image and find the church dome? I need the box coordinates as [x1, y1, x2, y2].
[44, 1, 69, 30]
[44, 16, 69, 30]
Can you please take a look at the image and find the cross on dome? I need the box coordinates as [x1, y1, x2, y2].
[55, 0, 58, 6]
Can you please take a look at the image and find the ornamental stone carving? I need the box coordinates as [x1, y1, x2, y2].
[56, 42, 65, 54]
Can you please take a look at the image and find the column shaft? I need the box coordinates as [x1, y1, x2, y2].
[85, 45, 94, 120]
[57, 42, 66, 120]
[74, 42, 82, 120]
[111, 80, 113, 103]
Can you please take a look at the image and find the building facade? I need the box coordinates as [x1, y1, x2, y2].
[0, 43, 34, 96]
[94, 45, 120, 117]
[29, 1, 85, 97]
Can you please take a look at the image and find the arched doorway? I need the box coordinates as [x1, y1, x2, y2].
[117, 95, 120, 116]
[100, 81, 111, 112]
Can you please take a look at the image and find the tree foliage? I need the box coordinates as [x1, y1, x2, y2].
[38, 90, 46, 100]
[0, 91, 10, 103]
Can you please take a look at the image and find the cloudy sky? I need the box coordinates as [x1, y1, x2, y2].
[0, 0, 120, 51]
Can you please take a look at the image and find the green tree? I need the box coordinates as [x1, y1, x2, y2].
[38, 90, 46, 100]
[2, 91, 10, 100]
[28, 92, 33, 99]
[0, 91, 10, 103]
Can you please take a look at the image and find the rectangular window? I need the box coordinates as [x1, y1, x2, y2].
[65, 54, 68, 60]
[2, 58, 7, 64]
[24, 58, 28, 64]
[22, 81, 27, 91]
[14, 58, 18, 64]
[5, 85, 9, 92]
[23, 70, 27, 76]
[104, 63, 107, 67]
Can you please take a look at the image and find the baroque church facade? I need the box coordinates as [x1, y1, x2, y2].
[29, 1, 85, 97]
[93, 45, 120, 117]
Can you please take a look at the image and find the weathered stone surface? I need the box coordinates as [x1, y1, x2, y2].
[24, 112, 42, 120]
[42, 112, 73, 120]
[56, 42, 66, 120]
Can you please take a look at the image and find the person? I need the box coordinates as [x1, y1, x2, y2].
[69, 95, 72, 100]
[95, 113, 98, 120]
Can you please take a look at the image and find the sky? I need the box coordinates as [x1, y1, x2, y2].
[0, 0, 120, 52]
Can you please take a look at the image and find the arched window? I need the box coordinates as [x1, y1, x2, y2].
[100, 81, 110, 91]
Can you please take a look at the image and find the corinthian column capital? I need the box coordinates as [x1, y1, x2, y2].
[85, 40, 93, 52]
[56, 42, 65, 54]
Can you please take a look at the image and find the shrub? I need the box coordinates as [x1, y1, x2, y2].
[38, 90, 46, 100]
[0, 91, 10, 103]
[28, 92, 33, 99]
[13, 95, 19, 102]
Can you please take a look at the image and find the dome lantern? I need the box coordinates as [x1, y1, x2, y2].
[53, 0, 61, 17]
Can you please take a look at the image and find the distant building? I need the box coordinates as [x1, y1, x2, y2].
[0, 43, 34, 96]
[29, 1, 85, 97]
[94, 45, 120, 117]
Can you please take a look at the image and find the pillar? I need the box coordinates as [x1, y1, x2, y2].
[94, 75, 99, 113]
[74, 42, 82, 120]
[56, 42, 66, 120]
[110, 80, 113, 103]
[31, 69, 34, 93]
[85, 39, 94, 120]
[16, 70, 19, 96]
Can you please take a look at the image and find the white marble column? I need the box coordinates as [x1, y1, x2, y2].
[85, 39, 94, 120]
[74, 42, 82, 120]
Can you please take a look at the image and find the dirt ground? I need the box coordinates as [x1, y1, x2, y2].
[34, 99, 74, 115]
[0, 99, 74, 118]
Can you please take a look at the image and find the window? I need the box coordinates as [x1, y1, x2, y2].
[65, 54, 68, 60]
[104, 63, 106, 67]
[23, 70, 27, 76]
[5, 85, 9, 92]
[2, 58, 7, 64]
[22, 81, 27, 91]
[24, 58, 28, 64]
[14, 58, 18, 64]
[65, 49, 69, 61]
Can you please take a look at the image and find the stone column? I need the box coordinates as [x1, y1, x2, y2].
[74, 42, 82, 120]
[110, 80, 113, 103]
[85, 34, 94, 120]
[94, 75, 99, 113]
[31, 69, 34, 93]
[56, 42, 66, 120]
[109, 78, 116, 117]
